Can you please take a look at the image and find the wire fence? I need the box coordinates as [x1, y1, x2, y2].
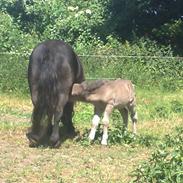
[79, 54, 183, 60]
[1, 52, 183, 60]
[0, 52, 183, 94]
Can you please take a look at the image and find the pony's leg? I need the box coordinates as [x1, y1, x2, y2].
[88, 106, 103, 141]
[43, 113, 53, 142]
[128, 105, 138, 134]
[118, 108, 129, 129]
[49, 94, 68, 147]
[101, 104, 113, 145]
[26, 84, 41, 145]
[62, 102, 76, 135]
[26, 105, 43, 146]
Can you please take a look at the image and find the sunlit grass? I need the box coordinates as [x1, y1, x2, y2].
[0, 88, 182, 182]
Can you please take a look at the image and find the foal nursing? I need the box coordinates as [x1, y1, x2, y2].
[71, 79, 137, 145]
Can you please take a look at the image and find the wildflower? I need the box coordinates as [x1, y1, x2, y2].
[85, 9, 92, 15]
[68, 6, 79, 11]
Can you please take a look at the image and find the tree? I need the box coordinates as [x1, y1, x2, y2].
[108, 0, 183, 53]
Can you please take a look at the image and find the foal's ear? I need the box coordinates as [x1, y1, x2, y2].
[71, 83, 83, 95]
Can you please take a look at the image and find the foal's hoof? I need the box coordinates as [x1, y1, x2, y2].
[88, 139, 94, 146]
[101, 139, 108, 146]
[88, 133, 95, 141]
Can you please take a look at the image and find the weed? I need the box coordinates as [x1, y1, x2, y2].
[131, 127, 183, 183]
[77, 123, 158, 147]
[137, 134, 158, 147]
[163, 127, 183, 147]
[153, 105, 171, 119]
[171, 100, 183, 114]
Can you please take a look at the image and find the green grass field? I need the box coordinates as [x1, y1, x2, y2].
[0, 88, 182, 183]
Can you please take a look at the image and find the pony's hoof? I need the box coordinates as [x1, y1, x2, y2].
[49, 140, 61, 148]
[49, 136, 61, 148]
[67, 127, 77, 137]
[29, 140, 39, 148]
[53, 140, 61, 148]
[26, 132, 39, 147]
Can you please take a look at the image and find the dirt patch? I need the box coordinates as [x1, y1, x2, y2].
[1, 93, 182, 182]
[0, 128, 150, 183]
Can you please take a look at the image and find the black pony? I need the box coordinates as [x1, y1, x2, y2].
[27, 40, 84, 147]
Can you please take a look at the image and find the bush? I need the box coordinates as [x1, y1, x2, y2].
[0, 53, 29, 95]
[0, 36, 182, 95]
[77, 122, 158, 147]
[0, 12, 38, 54]
[132, 145, 183, 183]
[131, 127, 183, 183]
[0, 1, 182, 94]
[79, 37, 183, 90]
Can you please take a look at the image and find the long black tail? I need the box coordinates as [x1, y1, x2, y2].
[37, 61, 59, 120]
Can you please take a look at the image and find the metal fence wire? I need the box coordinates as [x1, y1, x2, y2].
[0, 53, 183, 94]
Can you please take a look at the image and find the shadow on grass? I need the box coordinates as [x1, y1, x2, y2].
[27, 125, 79, 148]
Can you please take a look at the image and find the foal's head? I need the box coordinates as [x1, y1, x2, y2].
[71, 80, 108, 97]
[71, 83, 84, 96]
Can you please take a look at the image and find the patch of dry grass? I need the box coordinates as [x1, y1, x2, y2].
[0, 91, 182, 183]
[0, 127, 150, 183]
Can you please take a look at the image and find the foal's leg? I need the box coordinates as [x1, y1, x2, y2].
[101, 104, 113, 145]
[89, 106, 103, 141]
[128, 105, 138, 134]
[118, 108, 129, 129]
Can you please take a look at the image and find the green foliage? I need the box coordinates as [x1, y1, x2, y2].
[0, 0, 109, 45]
[163, 127, 183, 148]
[171, 100, 183, 114]
[149, 100, 183, 120]
[77, 122, 158, 147]
[108, 0, 183, 53]
[1, 0, 183, 54]
[0, 1, 182, 94]
[153, 105, 170, 119]
[0, 11, 38, 54]
[1, 37, 182, 95]
[0, 54, 29, 95]
[132, 127, 183, 183]
[80, 37, 183, 90]
[108, 125, 158, 147]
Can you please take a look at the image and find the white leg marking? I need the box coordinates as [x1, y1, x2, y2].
[101, 126, 108, 145]
[89, 115, 100, 140]
[101, 105, 113, 145]
[101, 111, 110, 145]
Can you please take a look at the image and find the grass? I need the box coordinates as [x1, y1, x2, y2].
[0, 88, 183, 183]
